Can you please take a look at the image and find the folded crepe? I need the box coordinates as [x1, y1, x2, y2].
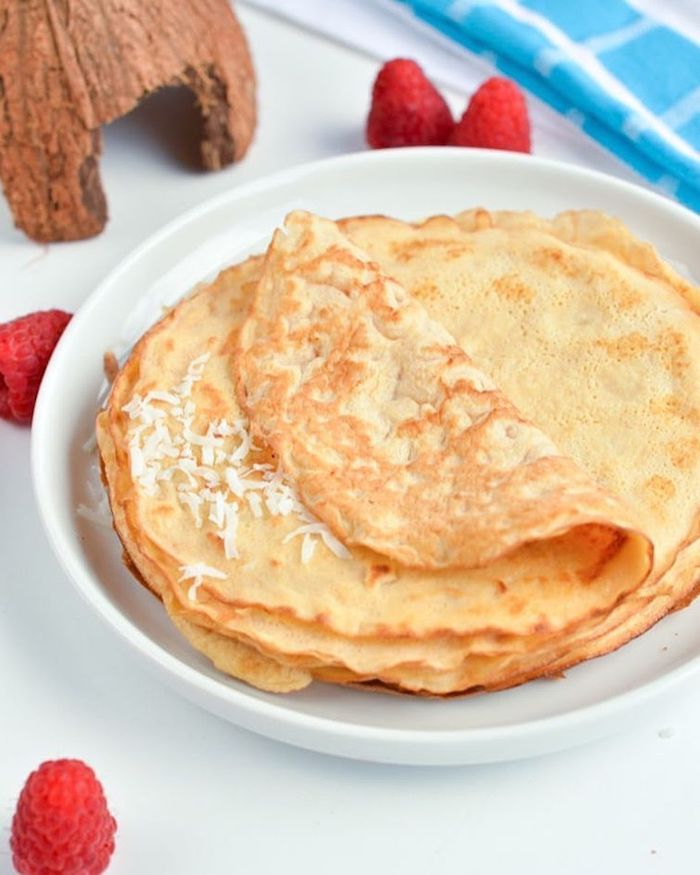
[96, 207, 700, 696]
[237, 211, 650, 574]
[341, 208, 700, 674]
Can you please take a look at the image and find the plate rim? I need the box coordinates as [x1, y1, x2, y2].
[30, 147, 700, 764]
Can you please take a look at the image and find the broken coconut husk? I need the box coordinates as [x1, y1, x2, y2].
[0, 0, 256, 242]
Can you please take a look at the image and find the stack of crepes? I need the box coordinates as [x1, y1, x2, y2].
[97, 208, 700, 696]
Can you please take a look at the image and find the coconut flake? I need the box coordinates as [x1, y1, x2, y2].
[207, 490, 227, 529]
[193, 465, 220, 485]
[188, 353, 210, 372]
[283, 521, 332, 544]
[301, 533, 316, 564]
[122, 354, 350, 567]
[229, 429, 252, 463]
[146, 390, 180, 405]
[319, 529, 352, 560]
[129, 443, 145, 478]
[246, 492, 263, 518]
[179, 561, 227, 601]
[216, 503, 240, 560]
[76, 463, 113, 527]
[178, 490, 203, 527]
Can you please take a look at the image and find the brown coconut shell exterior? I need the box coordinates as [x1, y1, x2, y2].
[0, 0, 256, 242]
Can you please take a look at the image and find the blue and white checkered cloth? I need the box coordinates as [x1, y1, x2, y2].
[395, 0, 700, 211]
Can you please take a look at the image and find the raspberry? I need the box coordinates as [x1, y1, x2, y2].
[367, 58, 453, 148]
[448, 77, 531, 153]
[0, 309, 71, 423]
[10, 759, 117, 875]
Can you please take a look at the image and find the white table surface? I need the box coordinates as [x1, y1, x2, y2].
[2, 6, 699, 873]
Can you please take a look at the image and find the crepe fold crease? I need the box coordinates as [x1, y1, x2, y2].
[96, 206, 700, 697]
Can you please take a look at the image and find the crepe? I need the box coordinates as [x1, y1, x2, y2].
[237, 211, 649, 573]
[96, 207, 700, 696]
[341, 208, 700, 670]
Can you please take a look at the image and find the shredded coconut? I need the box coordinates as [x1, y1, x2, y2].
[301, 533, 316, 564]
[216, 503, 240, 560]
[246, 492, 263, 518]
[282, 522, 331, 543]
[318, 528, 352, 560]
[122, 354, 350, 567]
[284, 520, 352, 560]
[178, 490, 203, 527]
[76, 463, 112, 527]
[179, 562, 227, 601]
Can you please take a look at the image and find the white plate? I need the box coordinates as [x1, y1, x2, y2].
[32, 148, 700, 766]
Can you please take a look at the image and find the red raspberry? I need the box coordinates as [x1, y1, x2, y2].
[448, 77, 531, 153]
[0, 309, 71, 423]
[10, 759, 117, 875]
[367, 58, 454, 148]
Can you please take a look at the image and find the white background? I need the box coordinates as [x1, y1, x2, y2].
[1, 5, 699, 873]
